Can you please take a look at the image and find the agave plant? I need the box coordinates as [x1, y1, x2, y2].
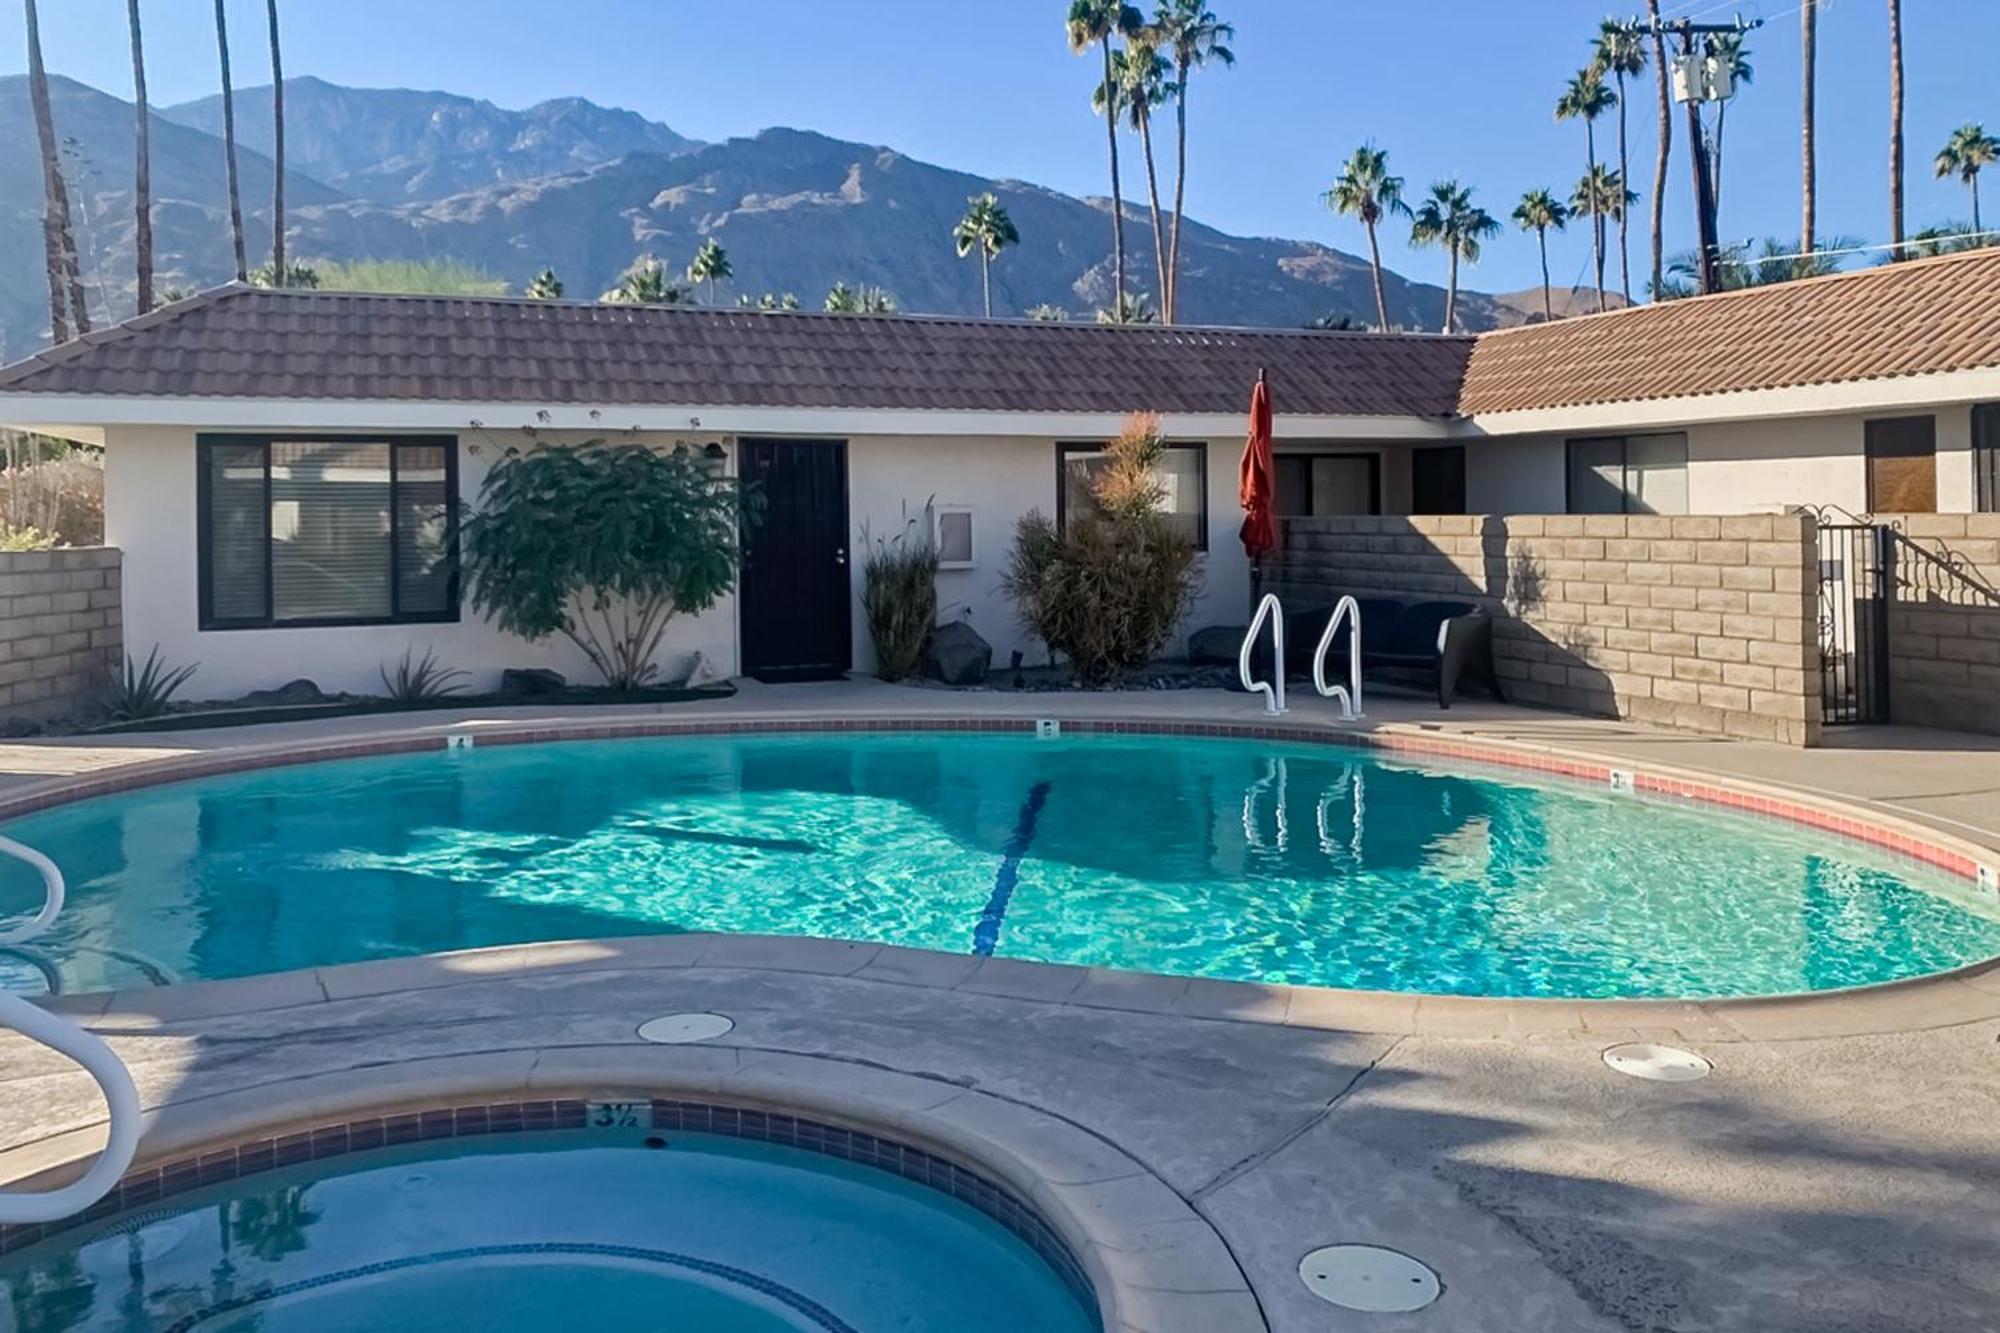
[107, 646, 197, 721]
[380, 646, 469, 702]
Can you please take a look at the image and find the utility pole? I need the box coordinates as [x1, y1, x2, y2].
[1642, 13, 1762, 295]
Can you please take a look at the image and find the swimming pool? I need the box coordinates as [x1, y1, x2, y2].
[2, 731, 1996, 1000]
[0, 1117, 1098, 1332]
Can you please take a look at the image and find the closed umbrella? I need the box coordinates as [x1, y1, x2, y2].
[1238, 369, 1277, 562]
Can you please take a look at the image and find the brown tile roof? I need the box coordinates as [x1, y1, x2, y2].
[0, 286, 1473, 418]
[1458, 246, 2000, 415]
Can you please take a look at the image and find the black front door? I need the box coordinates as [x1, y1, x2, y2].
[740, 438, 852, 681]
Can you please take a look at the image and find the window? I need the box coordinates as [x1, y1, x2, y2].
[1057, 442, 1207, 550]
[198, 435, 459, 629]
[1411, 446, 1467, 515]
[934, 505, 975, 568]
[1979, 405, 2000, 513]
[1566, 433, 1688, 514]
[1865, 415, 1937, 514]
[1274, 453, 1379, 516]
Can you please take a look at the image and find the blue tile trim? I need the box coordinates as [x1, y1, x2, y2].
[973, 780, 1052, 956]
[159, 1241, 863, 1333]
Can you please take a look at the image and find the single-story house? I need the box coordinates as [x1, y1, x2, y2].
[0, 246, 1995, 701]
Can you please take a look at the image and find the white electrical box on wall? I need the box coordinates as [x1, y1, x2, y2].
[935, 506, 975, 569]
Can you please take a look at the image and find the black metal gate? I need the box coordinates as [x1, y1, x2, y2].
[1817, 521, 1893, 724]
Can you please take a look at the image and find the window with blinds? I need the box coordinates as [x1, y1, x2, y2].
[197, 436, 459, 629]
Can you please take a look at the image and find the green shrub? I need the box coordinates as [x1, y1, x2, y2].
[1003, 412, 1201, 684]
[0, 525, 56, 551]
[860, 503, 940, 681]
[106, 646, 197, 721]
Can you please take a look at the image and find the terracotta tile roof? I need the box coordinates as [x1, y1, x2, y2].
[0, 286, 1474, 418]
[1458, 247, 2000, 416]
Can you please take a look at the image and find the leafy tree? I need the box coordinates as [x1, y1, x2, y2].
[1066, 0, 1143, 313]
[1934, 123, 2000, 235]
[1152, 0, 1234, 323]
[1593, 18, 1647, 304]
[687, 238, 732, 302]
[1324, 144, 1409, 331]
[825, 282, 896, 313]
[463, 441, 751, 690]
[1555, 67, 1616, 311]
[1095, 290, 1157, 323]
[1901, 223, 1991, 259]
[1658, 234, 1855, 298]
[1027, 303, 1070, 321]
[1100, 34, 1174, 318]
[249, 258, 320, 289]
[1512, 188, 1570, 321]
[525, 268, 564, 299]
[738, 291, 800, 310]
[602, 257, 691, 305]
[1409, 179, 1499, 334]
[953, 193, 1020, 317]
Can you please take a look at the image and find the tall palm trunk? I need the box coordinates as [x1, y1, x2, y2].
[1646, 0, 1670, 301]
[1099, 35, 1127, 309]
[1586, 122, 1606, 312]
[1614, 71, 1631, 303]
[127, 0, 153, 314]
[1537, 228, 1552, 321]
[1166, 67, 1189, 323]
[1137, 108, 1168, 317]
[1887, 0, 1904, 255]
[979, 249, 992, 317]
[1714, 101, 1730, 222]
[24, 0, 86, 342]
[1802, 0, 1816, 261]
[1972, 176, 1982, 235]
[1364, 218, 1389, 331]
[1443, 249, 1459, 334]
[266, 0, 284, 275]
[214, 0, 246, 280]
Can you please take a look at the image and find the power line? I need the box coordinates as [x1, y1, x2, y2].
[1722, 230, 2000, 267]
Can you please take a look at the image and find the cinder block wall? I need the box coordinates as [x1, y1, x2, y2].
[0, 547, 122, 727]
[1266, 515, 1822, 745]
[1879, 514, 2000, 735]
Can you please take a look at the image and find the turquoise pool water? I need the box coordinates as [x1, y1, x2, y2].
[0, 1129, 1096, 1331]
[2, 732, 1997, 999]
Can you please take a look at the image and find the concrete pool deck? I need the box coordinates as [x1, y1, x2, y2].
[2, 683, 1999, 1331]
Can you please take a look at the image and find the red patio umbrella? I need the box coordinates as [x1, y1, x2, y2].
[1238, 369, 1278, 563]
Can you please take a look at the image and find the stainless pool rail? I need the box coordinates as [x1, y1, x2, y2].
[0, 834, 142, 1225]
[1239, 594, 1287, 716]
[1309, 595, 1364, 722]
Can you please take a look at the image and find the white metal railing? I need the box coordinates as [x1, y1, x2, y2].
[0, 837, 142, 1225]
[1239, 594, 1287, 716]
[1309, 595, 1365, 722]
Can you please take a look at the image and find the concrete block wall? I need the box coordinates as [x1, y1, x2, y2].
[1879, 514, 2000, 735]
[1266, 515, 1822, 745]
[0, 547, 121, 726]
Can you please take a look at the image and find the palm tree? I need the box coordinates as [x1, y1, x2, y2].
[1324, 144, 1410, 330]
[1934, 124, 2000, 234]
[1556, 68, 1616, 312]
[1801, 0, 1817, 263]
[1709, 34, 1752, 220]
[1888, 0, 1905, 255]
[1571, 165, 1637, 304]
[1645, 0, 1671, 301]
[601, 257, 689, 305]
[23, 0, 87, 342]
[249, 258, 317, 288]
[825, 282, 896, 313]
[1096, 290, 1157, 324]
[953, 193, 1020, 317]
[126, 0, 153, 315]
[525, 268, 563, 299]
[212, 0, 246, 280]
[1103, 35, 1174, 317]
[1512, 189, 1570, 321]
[1027, 303, 1070, 321]
[1067, 1, 1142, 311]
[687, 239, 731, 303]
[1408, 179, 1499, 334]
[1594, 19, 1647, 305]
[265, 0, 284, 277]
[1151, 1, 1233, 324]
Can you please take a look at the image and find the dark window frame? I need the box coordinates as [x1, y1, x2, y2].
[1410, 445, 1468, 516]
[1271, 450, 1383, 517]
[196, 433, 461, 631]
[1055, 440, 1209, 552]
[1972, 404, 1998, 513]
[1863, 414, 1939, 514]
[1564, 432, 1690, 515]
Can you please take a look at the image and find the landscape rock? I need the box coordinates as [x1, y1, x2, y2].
[240, 678, 329, 707]
[500, 668, 567, 696]
[926, 621, 992, 687]
[682, 651, 727, 689]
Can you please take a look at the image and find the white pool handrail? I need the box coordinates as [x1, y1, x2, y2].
[1239, 593, 1287, 716]
[1310, 595, 1364, 722]
[0, 837, 142, 1225]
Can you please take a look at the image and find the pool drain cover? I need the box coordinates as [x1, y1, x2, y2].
[1602, 1043, 1712, 1082]
[1298, 1244, 1440, 1313]
[637, 1012, 735, 1044]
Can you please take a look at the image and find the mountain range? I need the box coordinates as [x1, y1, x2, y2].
[0, 74, 1560, 360]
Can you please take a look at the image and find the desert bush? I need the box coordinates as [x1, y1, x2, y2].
[860, 503, 940, 681]
[1003, 412, 1200, 684]
[380, 647, 470, 701]
[106, 646, 197, 721]
[1, 436, 103, 546]
[0, 525, 56, 551]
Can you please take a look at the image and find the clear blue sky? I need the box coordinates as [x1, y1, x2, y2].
[5, 0, 1993, 293]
